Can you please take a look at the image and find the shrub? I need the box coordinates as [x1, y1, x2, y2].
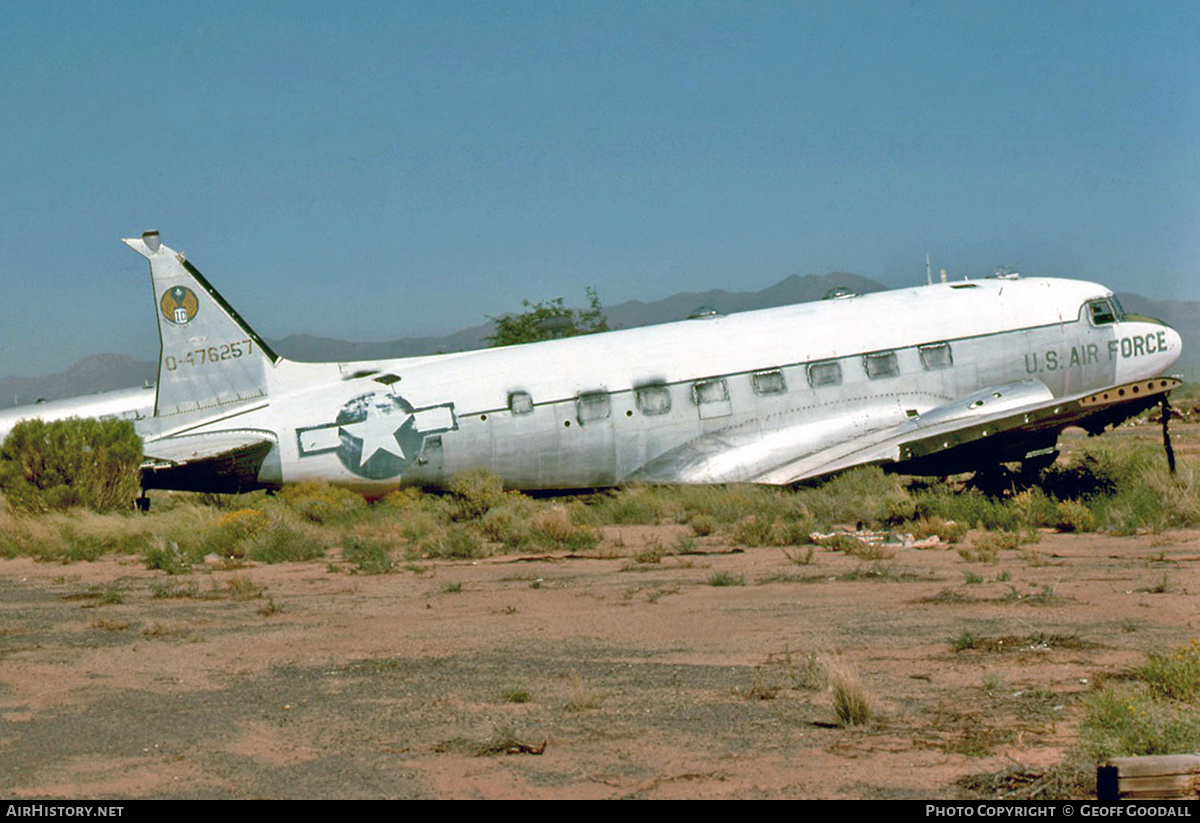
[730, 512, 814, 547]
[0, 418, 142, 513]
[1011, 488, 1057, 529]
[1081, 685, 1200, 760]
[1042, 450, 1123, 500]
[910, 486, 1023, 532]
[788, 467, 909, 528]
[1078, 643, 1200, 762]
[478, 494, 539, 550]
[448, 469, 506, 520]
[583, 486, 666, 525]
[278, 482, 365, 524]
[909, 516, 968, 544]
[341, 537, 394, 573]
[959, 530, 1021, 562]
[1140, 643, 1200, 702]
[1055, 500, 1095, 533]
[144, 539, 192, 574]
[689, 514, 717, 536]
[530, 507, 599, 551]
[249, 525, 325, 563]
[422, 525, 484, 559]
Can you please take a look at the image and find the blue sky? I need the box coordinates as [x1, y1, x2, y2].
[2, 1, 1199, 376]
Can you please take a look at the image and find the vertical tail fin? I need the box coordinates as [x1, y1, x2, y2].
[124, 231, 278, 419]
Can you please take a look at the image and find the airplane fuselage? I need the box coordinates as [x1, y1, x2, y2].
[132, 267, 1181, 495]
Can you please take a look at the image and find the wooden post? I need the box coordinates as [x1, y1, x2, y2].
[1097, 754, 1200, 800]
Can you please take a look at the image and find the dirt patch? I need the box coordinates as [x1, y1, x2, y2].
[1, 528, 1199, 798]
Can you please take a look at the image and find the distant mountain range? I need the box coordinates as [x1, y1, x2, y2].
[3, 272, 1195, 408]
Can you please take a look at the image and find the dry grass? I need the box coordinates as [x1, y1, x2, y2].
[827, 655, 873, 727]
[563, 670, 604, 712]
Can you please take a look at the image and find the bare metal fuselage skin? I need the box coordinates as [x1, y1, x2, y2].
[2, 234, 1182, 496]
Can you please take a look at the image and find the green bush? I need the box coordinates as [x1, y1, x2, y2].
[1055, 499, 1095, 533]
[479, 495, 538, 550]
[448, 469, 506, 520]
[1079, 643, 1200, 762]
[1140, 643, 1200, 702]
[424, 525, 484, 559]
[278, 482, 366, 524]
[249, 526, 325, 563]
[0, 418, 142, 513]
[341, 536, 394, 573]
[1082, 685, 1200, 760]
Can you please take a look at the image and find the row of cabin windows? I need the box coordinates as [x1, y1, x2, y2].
[506, 341, 955, 419]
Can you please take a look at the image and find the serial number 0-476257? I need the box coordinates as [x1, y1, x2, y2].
[164, 339, 254, 371]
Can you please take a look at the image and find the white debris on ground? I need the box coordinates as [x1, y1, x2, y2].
[809, 530, 943, 550]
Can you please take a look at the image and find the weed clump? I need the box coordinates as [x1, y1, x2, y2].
[530, 507, 598, 551]
[953, 630, 979, 651]
[563, 671, 604, 712]
[1081, 686, 1200, 759]
[1139, 643, 1200, 702]
[1054, 500, 1095, 533]
[1079, 643, 1200, 761]
[827, 656, 873, 727]
[478, 494, 539, 550]
[341, 537, 394, 573]
[421, 526, 483, 559]
[909, 517, 968, 544]
[501, 688, 532, 704]
[249, 525, 325, 564]
[959, 531, 1023, 562]
[143, 539, 192, 575]
[707, 571, 745, 587]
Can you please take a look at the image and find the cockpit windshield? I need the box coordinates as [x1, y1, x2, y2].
[1086, 299, 1119, 326]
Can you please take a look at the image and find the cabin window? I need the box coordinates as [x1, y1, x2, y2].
[508, 391, 534, 415]
[864, 351, 899, 380]
[576, 392, 611, 424]
[919, 342, 953, 370]
[636, 384, 672, 416]
[1087, 299, 1117, 326]
[693, 379, 728, 405]
[807, 361, 842, 388]
[752, 369, 787, 396]
[693, 379, 732, 419]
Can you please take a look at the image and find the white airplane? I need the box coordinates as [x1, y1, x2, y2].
[0, 385, 155, 440]
[3, 232, 1185, 496]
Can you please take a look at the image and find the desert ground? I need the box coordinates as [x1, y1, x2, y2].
[3, 527, 1199, 798]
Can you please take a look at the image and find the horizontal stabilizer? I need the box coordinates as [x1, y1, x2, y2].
[142, 430, 276, 466]
[141, 429, 280, 494]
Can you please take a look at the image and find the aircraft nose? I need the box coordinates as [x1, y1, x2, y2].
[1146, 320, 1183, 375]
[1167, 324, 1184, 367]
[1112, 318, 1183, 383]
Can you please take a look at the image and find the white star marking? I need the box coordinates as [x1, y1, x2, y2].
[340, 414, 413, 466]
